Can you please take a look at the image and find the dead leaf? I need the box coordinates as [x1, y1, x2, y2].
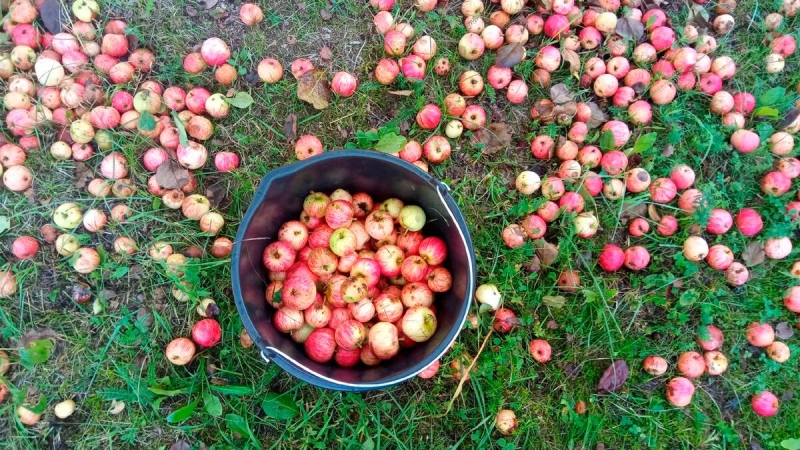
[170, 441, 191, 450]
[586, 102, 608, 129]
[297, 69, 331, 110]
[546, 320, 558, 329]
[125, 35, 138, 54]
[284, 114, 297, 141]
[525, 255, 541, 272]
[24, 188, 36, 204]
[17, 328, 59, 348]
[208, 8, 230, 20]
[662, 144, 675, 157]
[620, 202, 647, 223]
[688, 4, 711, 31]
[243, 72, 261, 85]
[531, 100, 554, 122]
[109, 400, 125, 415]
[741, 241, 765, 267]
[202, 0, 218, 9]
[495, 43, 526, 68]
[560, 49, 580, 74]
[535, 241, 559, 267]
[185, 5, 198, 16]
[597, 360, 629, 393]
[287, 35, 297, 45]
[320, 9, 332, 20]
[388, 90, 414, 96]
[776, 322, 794, 339]
[779, 108, 800, 130]
[205, 184, 227, 208]
[240, 329, 254, 348]
[648, 204, 661, 221]
[74, 162, 94, 189]
[550, 83, 573, 104]
[615, 18, 645, 41]
[156, 159, 190, 190]
[471, 123, 512, 154]
[39, 0, 67, 34]
[320, 46, 333, 61]
[552, 101, 577, 120]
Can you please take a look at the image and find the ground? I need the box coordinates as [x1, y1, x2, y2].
[0, 0, 799, 448]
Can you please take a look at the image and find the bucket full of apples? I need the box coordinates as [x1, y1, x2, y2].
[232, 150, 476, 391]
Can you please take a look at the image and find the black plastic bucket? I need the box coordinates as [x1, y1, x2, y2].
[232, 150, 476, 391]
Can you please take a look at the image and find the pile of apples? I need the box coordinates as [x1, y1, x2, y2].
[262, 189, 450, 368]
[0, 0, 265, 302]
[362, 0, 800, 414]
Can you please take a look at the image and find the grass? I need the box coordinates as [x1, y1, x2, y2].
[1, 0, 799, 448]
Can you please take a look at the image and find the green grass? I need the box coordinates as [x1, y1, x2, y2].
[1, 0, 800, 448]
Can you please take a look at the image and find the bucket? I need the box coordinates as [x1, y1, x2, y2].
[232, 150, 476, 391]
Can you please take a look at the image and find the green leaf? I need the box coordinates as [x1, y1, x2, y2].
[542, 295, 566, 308]
[147, 386, 190, 397]
[599, 130, 616, 152]
[782, 439, 800, 450]
[261, 392, 300, 420]
[210, 385, 253, 396]
[628, 132, 658, 156]
[227, 92, 254, 109]
[374, 133, 407, 153]
[19, 339, 54, 369]
[751, 106, 779, 118]
[170, 111, 189, 146]
[166, 397, 199, 423]
[225, 413, 258, 444]
[758, 87, 785, 107]
[0, 216, 10, 235]
[138, 111, 156, 131]
[26, 395, 48, 414]
[203, 391, 223, 417]
[110, 266, 129, 280]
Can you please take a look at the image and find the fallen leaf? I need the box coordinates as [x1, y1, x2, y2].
[287, 35, 297, 45]
[39, 0, 67, 34]
[202, 0, 218, 9]
[535, 241, 559, 267]
[779, 108, 800, 131]
[531, 99, 555, 122]
[586, 102, 608, 129]
[597, 360, 629, 393]
[776, 322, 794, 340]
[243, 72, 261, 85]
[17, 328, 59, 348]
[542, 295, 566, 308]
[750, 441, 765, 450]
[647, 204, 661, 221]
[688, 4, 712, 31]
[546, 320, 558, 329]
[297, 69, 331, 110]
[320, 9, 332, 20]
[615, 18, 644, 41]
[169, 441, 191, 450]
[24, 188, 36, 204]
[320, 46, 333, 61]
[564, 362, 581, 379]
[388, 90, 414, 96]
[185, 5, 198, 16]
[156, 159, 190, 190]
[471, 123, 512, 154]
[205, 184, 228, 208]
[550, 83, 573, 104]
[620, 201, 647, 223]
[560, 48, 580, 74]
[240, 329, 254, 348]
[741, 241, 765, 267]
[525, 255, 541, 273]
[662, 144, 675, 157]
[73, 162, 94, 189]
[284, 114, 297, 141]
[552, 101, 577, 120]
[125, 35, 138, 54]
[495, 43, 526, 68]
